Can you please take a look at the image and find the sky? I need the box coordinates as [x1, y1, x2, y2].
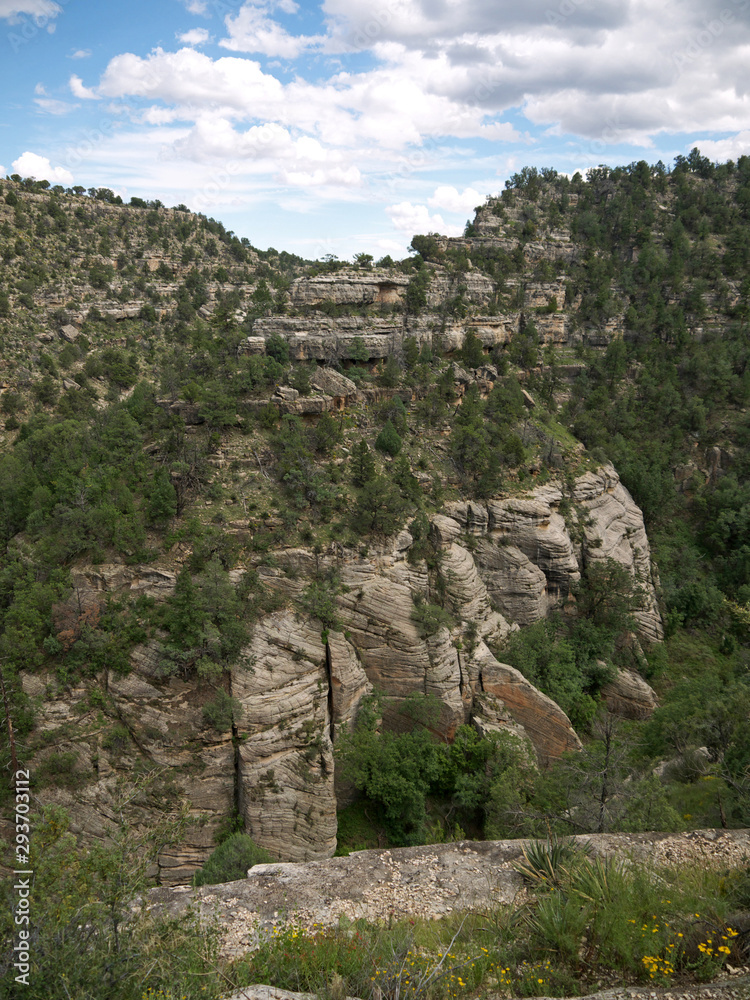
[1, 0, 750, 261]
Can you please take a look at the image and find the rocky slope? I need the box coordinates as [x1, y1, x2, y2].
[12, 462, 661, 883]
[11, 171, 739, 886]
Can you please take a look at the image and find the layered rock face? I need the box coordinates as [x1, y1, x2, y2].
[289, 269, 410, 308]
[20, 665, 235, 886]
[445, 464, 664, 643]
[18, 465, 661, 882]
[249, 316, 404, 362]
[233, 612, 337, 863]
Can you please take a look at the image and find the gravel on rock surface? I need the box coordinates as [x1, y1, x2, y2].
[218, 977, 750, 1000]
[146, 830, 750, 968]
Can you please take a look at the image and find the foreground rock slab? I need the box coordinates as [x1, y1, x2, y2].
[219, 976, 750, 1000]
[147, 830, 750, 961]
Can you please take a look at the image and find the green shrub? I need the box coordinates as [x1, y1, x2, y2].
[0, 804, 225, 1000]
[265, 332, 289, 365]
[376, 395, 408, 435]
[410, 595, 454, 636]
[375, 419, 402, 456]
[192, 832, 272, 886]
[350, 475, 407, 536]
[460, 329, 485, 369]
[350, 439, 376, 487]
[299, 577, 340, 630]
[202, 689, 243, 731]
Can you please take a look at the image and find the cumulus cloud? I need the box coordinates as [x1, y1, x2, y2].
[177, 27, 210, 46]
[323, 0, 628, 51]
[0, 0, 61, 21]
[428, 185, 484, 214]
[166, 116, 363, 190]
[386, 201, 463, 237]
[12, 151, 73, 184]
[69, 74, 99, 99]
[318, 0, 750, 145]
[31, 0, 750, 256]
[692, 131, 750, 162]
[220, 3, 323, 58]
[70, 48, 92, 59]
[98, 48, 285, 111]
[93, 46, 512, 155]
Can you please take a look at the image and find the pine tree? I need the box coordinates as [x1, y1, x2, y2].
[350, 439, 376, 487]
[148, 467, 177, 525]
[375, 419, 402, 457]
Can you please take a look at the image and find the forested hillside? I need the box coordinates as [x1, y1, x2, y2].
[0, 156, 749, 998]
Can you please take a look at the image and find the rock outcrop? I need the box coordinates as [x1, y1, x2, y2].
[290, 269, 409, 308]
[146, 830, 750, 961]
[446, 464, 663, 643]
[601, 666, 658, 719]
[16, 464, 662, 882]
[233, 612, 337, 863]
[20, 667, 235, 886]
[326, 630, 372, 738]
[71, 562, 177, 598]
[472, 641, 582, 761]
[473, 538, 549, 624]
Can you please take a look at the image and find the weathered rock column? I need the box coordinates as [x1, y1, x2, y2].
[233, 611, 337, 862]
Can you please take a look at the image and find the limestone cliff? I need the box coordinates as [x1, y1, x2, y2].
[16, 464, 661, 883]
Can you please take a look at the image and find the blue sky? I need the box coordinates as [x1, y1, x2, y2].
[2, 0, 750, 261]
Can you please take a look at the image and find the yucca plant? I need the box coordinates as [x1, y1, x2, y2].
[513, 837, 588, 891]
[565, 854, 621, 905]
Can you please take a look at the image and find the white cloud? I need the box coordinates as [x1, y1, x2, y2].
[280, 165, 361, 187]
[0, 0, 61, 21]
[167, 116, 364, 191]
[428, 185, 483, 215]
[221, 3, 323, 58]
[387, 201, 463, 237]
[35, 96, 77, 115]
[69, 74, 99, 99]
[691, 132, 750, 162]
[177, 27, 210, 46]
[12, 151, 73, 184]
[97, 48, 285, 112]
[70, 48, 91, 59]
[141, 106, 185, 125]
[316, 0, 750, 146]
[323, 0, 627, 50]
[25, 0, 750, 260]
